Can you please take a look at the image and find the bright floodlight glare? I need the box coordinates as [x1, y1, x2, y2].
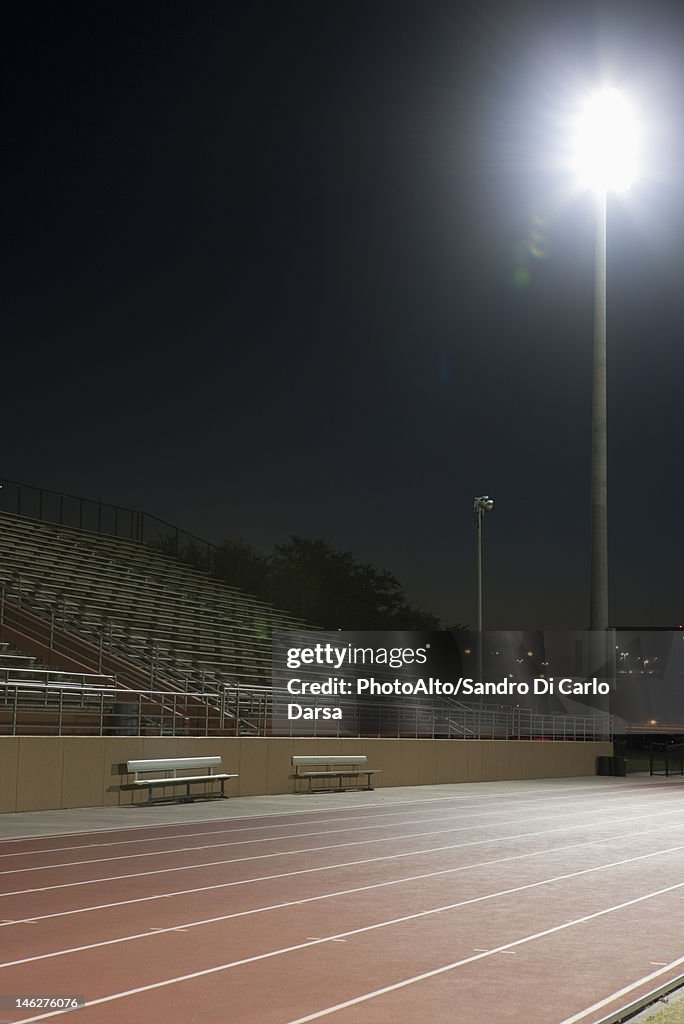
[573, 88, 639, 193]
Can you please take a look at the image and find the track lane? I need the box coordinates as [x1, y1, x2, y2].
[5, 854, 684, 1024]
[2, 821, 682, 966]
[1, 779, 683, 1024]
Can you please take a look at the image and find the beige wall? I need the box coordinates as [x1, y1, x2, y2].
[0, 736, 614, 813]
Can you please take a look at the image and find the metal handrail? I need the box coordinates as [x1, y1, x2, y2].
[0, 679, 614, 740]
[0, 666, 116, 684]
[0, 478, 216, 563]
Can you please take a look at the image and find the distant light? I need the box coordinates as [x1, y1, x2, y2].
[572, 88, 639, 193]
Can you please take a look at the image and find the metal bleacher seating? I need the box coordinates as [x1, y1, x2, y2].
[0, 510, 307, 721]
[0, 500, 614, 743]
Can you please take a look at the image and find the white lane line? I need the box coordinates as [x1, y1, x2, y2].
[2, 827, 684, 970]
[0, 792, 481, 847]
[0, 808, 466, 860]
[10, 867, 684, 1023]
[557, 956, 684, 1024]
[1, 820, 662, 930]
[0, 822, 478, 876]
[2, 808, 682, 900]
[0, 786, 663, 861]
[0, 787, 568, 845]
[281, 880, 684, 1024]
[0, 806, 620, 873]
[5, 799, 680, 877]
[0, 778, 661, 846]
[0, 804, 493, 859]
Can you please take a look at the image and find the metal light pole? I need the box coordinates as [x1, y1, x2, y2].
[573, 87, 637, 632]
[474, 495, 494, 685]
[590, 189, 608, 631]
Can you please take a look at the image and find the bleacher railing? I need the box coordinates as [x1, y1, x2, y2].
[0, 680, 613, 740]
[0, 477, 215, 567]
[0, 586, 613, 741]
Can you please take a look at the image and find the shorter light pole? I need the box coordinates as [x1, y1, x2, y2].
[473, 495, 494, 687]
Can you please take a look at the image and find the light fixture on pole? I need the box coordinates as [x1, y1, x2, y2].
[571, 87, 639, 631]
[474, 495, 494, 685]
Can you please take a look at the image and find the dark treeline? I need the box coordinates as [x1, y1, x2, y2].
[155, 533, 442, 630]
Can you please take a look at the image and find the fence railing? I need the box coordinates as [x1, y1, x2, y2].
[0, 667, 116, 688]
[0, 478, 216, 566]
[0, 679, 613, 740]
[0, 581, 615, 741]
[0, 679, 118, 736]
[0, 682, 267, 737]
[270, 693, 613, 741]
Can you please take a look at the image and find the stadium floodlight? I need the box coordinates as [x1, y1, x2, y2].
[572, 87, 639, 194]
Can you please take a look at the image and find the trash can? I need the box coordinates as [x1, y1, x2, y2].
[596, 755, 613, 776]
[611, 755, 627, 777]
[111, 701, 139, 736]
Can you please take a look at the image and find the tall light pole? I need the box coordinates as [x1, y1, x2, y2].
[590, 187, 608, 631]
[572, 87, 638, 631]
[474, 495, 494, 684]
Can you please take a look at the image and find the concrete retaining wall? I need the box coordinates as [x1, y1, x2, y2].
[0, 736, 613, 812]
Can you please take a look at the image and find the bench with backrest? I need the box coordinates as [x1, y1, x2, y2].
[291, 755, 381, 794]
[123, 756, 238, 804]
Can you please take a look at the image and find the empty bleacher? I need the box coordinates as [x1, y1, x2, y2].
[0, 509, 307, 732]
[0, 499, 613, 743]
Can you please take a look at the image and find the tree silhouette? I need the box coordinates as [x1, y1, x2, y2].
[154, 531, 441, 629]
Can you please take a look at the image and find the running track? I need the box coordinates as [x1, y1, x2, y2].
[0, 776, 682, 1024]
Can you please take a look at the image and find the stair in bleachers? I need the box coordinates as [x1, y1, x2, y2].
[0, 647, 38, 670]
[0, 640, 118, 735]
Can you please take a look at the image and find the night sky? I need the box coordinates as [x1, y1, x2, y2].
[4, 0, 684, 630]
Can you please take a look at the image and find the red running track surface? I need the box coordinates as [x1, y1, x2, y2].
[0, 776, 682, 1024]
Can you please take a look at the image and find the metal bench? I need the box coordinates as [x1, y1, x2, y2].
[291, 754, 380, 794]
[123, 756, 238, 804]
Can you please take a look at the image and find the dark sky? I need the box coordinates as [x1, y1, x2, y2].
[4, 0, 684, 630]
